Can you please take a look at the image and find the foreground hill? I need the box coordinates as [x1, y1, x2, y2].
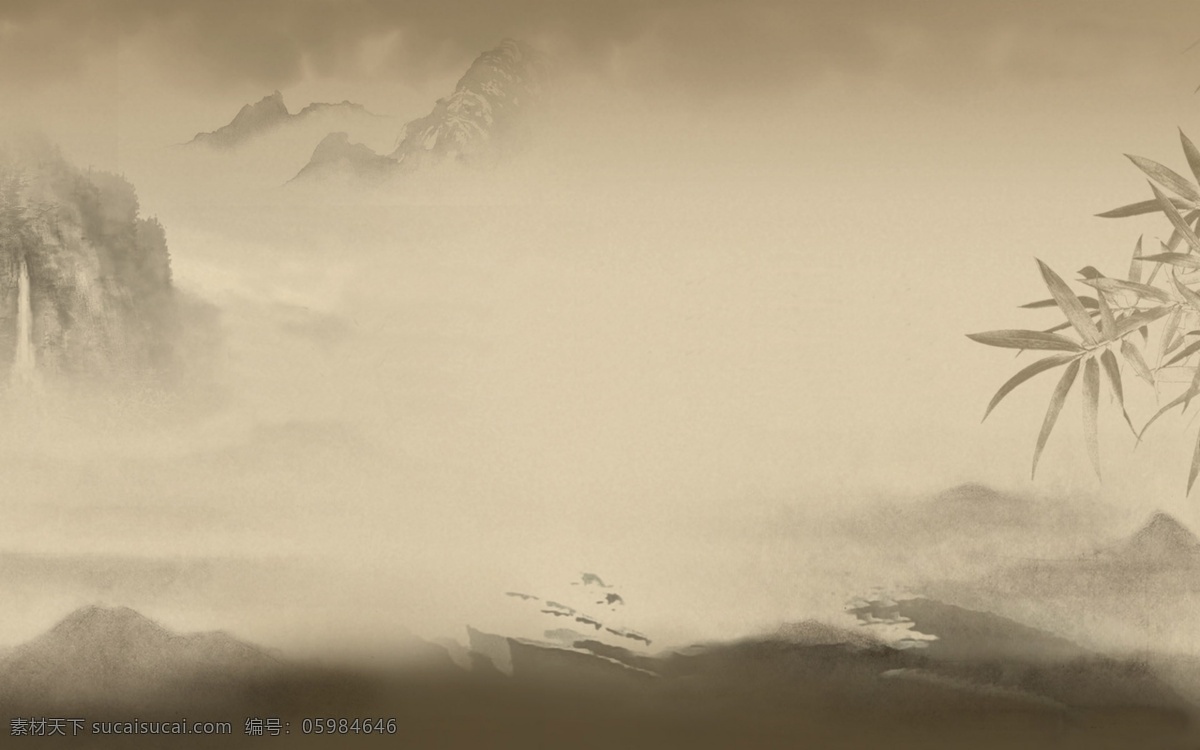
[4, 600, 1197, 748]
[0, 605, 279, 710]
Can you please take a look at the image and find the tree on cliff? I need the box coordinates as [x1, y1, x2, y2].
[0, 140, 181, 382]
[0, 168, 32, 259]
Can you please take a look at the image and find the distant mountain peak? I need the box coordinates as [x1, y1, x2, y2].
[232, 91, 289, 122]
[290, 39, 550, 183]
[1121, 511, 1200, 560]
[925, 483, 1034, 528]
[36, 605, 180, 654]
[51, 604, 162, 631]
[389, 38, 550, 169]
[188, 92, 377, 150]
[290, 132, 397, 183]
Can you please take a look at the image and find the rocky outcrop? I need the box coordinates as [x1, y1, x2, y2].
[0, 138, 179, 385]
[390, 38, 550, 171]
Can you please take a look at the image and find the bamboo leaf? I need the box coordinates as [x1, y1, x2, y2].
[1077, 266, 1105, 280]
[1082, 357, 1101, 478]
[1097, 292, 1117, 337]
[1147, 210, 1200, 288]
[1182, 129, 1200, 186]
[1139, 365, 1200, 439]
[968, 330, 1084, 351]
[1140, 390, 1193, 439]
[1164, 217, 1192, 252]
[1079, 277, 1172, 304]
[1037, 259, 1101, 345]
[1033, 359, 1081, 478]
[1189, 428, 1200, 495]
[1100, 349, 1137, 436]
[1129, 155, 1200, 203]
[1187, 361, 1200, 414]
[1046, 312, 1099, 333]
[1172, 272, 1200, 313]
[1115, 305, 1174, 338]
[983, 353, 1077, 422]
[1162, 306, 1184, 356]
[1020, 297, 1099, 310]
[1152, 367, 1200, 383]
[1139, 253, 1200, 269]
[1130, 235, 1144, 284]
[1121, 339, 1154, 384]
[1097, 198, 1195, 218]
[1165, 339, 1200, 366]
[1150, 183, 1200, 253]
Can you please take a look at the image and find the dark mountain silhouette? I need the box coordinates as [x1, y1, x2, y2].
[466, 625, 655, 685]
[4, 604, 1195, 749]
[292, 39, 550, 183]
[459, 593, 1189, 724]
[0, 605, 278, 709]
[850, 597, 1088, 663]
[187, 91, 379, 150]
[655, 611, 1186, 722]
[773, 619, 884, 651]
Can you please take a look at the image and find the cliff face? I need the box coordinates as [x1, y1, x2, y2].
[0, 139, 177, 386]
[391, 39, 550, 171]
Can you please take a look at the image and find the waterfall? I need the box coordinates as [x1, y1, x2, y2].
[11, 254, 36, 387]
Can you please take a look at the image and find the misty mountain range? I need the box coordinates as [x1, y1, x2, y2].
[186, 91, 383, 150]
[911, 500, 1200, 658]
[924, 504, 1200, 595]
[833, 483, 1113, 548]
[283, 39, 548, 183]
[181, 39, 550, 187]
